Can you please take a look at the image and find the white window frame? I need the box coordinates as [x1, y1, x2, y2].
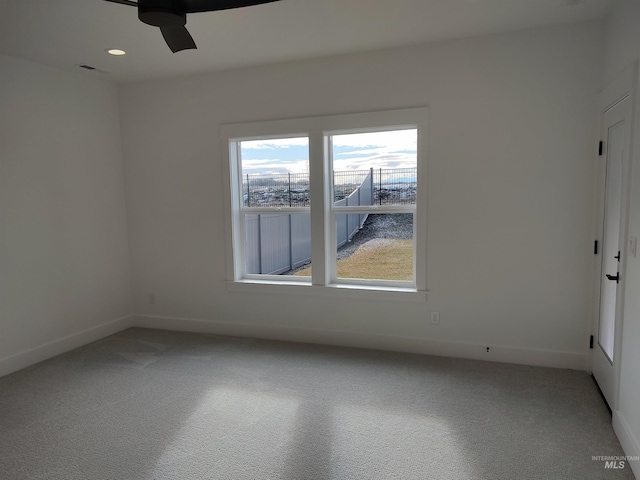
[221, 108, 428, 301]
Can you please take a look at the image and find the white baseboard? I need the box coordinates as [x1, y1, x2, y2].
[0, 312, 587, 379]
[613, 410, 640, 478]
[131, 314, 588, 370]
[0, 315, 134, 378]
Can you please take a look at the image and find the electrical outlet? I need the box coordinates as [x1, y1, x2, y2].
[149, 293, 156, 305]
[430, 311, 440, 325]
[630, 236, 637, 259]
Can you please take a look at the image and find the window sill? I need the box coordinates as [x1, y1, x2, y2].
[225, 279, 427, 302]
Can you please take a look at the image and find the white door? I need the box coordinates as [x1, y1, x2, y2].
[592, 94, 631, 410]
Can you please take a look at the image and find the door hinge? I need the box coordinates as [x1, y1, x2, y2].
[598, 141, 603, 156]
[590, 335, 594, 349]
[594, 240, 598, 255]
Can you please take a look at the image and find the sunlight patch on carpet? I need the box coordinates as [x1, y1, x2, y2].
[332, 405, 477, 479]
[151, 387, 299, 478]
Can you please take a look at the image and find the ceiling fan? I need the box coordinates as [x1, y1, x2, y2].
[103, 0, 280, 53]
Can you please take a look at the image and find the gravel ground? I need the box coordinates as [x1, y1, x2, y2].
[289, 213, 413, 274]
[336, 213, 413, 260]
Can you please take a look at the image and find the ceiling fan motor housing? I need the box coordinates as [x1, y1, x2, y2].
[138, 0, 186, 28]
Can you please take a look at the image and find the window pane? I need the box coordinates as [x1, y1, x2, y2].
[240, 137, 309, 208]
[245, 213, 311, 276]
[332, 130, 417, 206]
[335, 213, 413, 281]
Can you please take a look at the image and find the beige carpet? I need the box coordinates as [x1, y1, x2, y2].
[0, 328, 634, 479]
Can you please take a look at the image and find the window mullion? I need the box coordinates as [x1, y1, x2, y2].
[309, 131, 328, 286]
[327, 135, 338, 284]
[231, 141, 244, 280]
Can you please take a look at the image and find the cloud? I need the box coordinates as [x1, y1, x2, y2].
[240, 129, 417, 173]
[241, 137, 309, 150]
[242, 158, 310, 176]
[333, 152, 416, 171]
[331, 129, 416, 171]
[331, 129, 417, 149]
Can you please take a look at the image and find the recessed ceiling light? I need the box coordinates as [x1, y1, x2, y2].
[106, 49, 126, 56]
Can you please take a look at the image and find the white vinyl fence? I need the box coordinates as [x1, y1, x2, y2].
[245, 170, 374, 275]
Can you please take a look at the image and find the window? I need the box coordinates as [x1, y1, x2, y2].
[238, 136, 311, 277]
[221, 108, 427, 300]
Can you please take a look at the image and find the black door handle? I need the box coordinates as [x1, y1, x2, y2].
[606, 273, 620, 283]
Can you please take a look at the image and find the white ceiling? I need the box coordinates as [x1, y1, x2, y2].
[0, 0, 615, 84]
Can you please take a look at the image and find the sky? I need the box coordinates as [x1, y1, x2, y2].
[240, 129, 417, 176]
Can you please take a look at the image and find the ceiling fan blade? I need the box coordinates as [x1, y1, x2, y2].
[183, 0, 280, 14]
[160, 26, 197, 53]
[102, 0, 138, 7]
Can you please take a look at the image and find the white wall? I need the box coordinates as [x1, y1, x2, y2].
[119, 22, 603, 368]
[603, 0, 640, 87]
[604, 0, 640, 475]
[0, 54, 132, 374]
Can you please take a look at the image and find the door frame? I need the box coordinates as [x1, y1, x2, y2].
[590, 64, 637, 410]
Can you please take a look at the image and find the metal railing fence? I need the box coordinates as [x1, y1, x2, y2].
[242, 167, 417, 208]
